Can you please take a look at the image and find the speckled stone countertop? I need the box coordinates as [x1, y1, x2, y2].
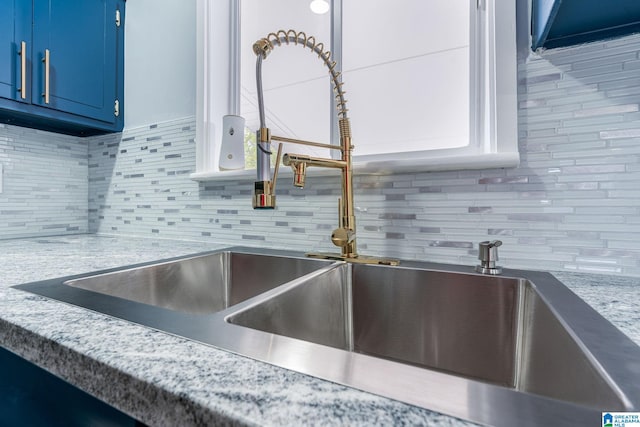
[0, 235, 639, 426]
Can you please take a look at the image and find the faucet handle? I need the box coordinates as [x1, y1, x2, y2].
[331, 227, 355, 248]
[475, 240, 502, 275]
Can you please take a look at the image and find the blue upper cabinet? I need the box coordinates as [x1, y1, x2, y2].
[532, 0, 640, 50]
[0, 1, 31, 103]
[0, 0, 124, 136]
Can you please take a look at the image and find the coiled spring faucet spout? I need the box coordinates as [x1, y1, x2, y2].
[251, 29, 397, 265]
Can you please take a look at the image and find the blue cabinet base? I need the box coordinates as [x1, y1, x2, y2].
[532, 0, 640, 50]
[0, 346, 144, 426]
[0, 102, 121, 137]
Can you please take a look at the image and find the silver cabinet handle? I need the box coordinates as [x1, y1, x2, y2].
[42, 49, 50, 104]
[18, 41, 27, 100]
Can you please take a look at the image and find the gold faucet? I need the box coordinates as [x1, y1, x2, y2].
[251, 29, 398, 266]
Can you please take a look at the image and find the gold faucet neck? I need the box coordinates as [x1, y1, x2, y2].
[338, 117, 352, 141]
[251, 30, 398, 265]
[254, 30, 349, 120]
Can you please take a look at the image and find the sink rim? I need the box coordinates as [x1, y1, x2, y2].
[12, 246, 640, 427]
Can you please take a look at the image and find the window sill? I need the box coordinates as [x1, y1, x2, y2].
[190, 151, 520, 182]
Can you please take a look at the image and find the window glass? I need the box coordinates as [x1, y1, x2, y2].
[193, 0, 518, 178]
[343, 0, 471, 156]
[240, 0, 332, 166]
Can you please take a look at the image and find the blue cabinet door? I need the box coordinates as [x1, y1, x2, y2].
[0, 0, 124, 135]
[0, 1, 31, 103]
[32, 0, 118, 124]
[0, 347, 142, 426]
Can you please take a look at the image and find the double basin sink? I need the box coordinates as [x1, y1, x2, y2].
[14, 247, 640, 426]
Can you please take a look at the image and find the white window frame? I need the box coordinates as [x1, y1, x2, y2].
[191, 0, 519, 181]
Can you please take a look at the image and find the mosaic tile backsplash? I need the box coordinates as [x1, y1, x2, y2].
[3, 33, 640, 276]
[88, 33, 640, 276]
[0, 124, 88, 239]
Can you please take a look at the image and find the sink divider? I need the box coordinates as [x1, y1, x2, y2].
[512, 278, 528, 390]
[222, 251, 232, 309]
[342, 263, 354, 352]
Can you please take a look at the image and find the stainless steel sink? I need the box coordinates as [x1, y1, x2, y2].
[227, 263, 626, 409]
[229, 264, 521, 387]
[62, 251, 329, 314]
[14, 247, 640, 427]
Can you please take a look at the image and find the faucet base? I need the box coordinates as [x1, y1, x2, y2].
[475, 265, 503, 275]
[306, 252, 400, 266]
